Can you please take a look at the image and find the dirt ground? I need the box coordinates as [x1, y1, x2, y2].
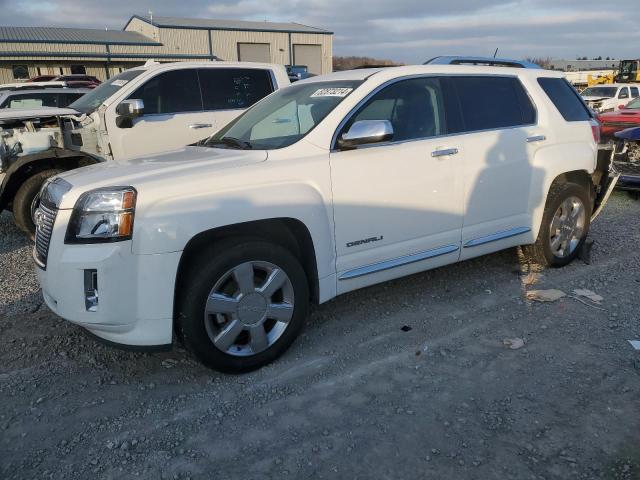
[1, 193, 639, 480]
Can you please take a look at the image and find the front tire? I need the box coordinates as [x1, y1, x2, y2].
[13, 169, 62, 238]
[524, 182, 592, 267]
[177, 239, 309, 373]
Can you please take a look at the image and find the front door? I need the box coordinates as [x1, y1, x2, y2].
[330, 76, 464, 293]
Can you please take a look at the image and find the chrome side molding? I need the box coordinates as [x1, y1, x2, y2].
[464, 226, 531, 248]
[338, 244, 460, 280]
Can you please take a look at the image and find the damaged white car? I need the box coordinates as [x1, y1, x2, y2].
[0, 61, 289, 235]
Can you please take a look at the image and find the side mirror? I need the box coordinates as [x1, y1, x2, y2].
[115, 99, 144, 129]
[116, 99, 144, 118]
[337, 120, 394, 149]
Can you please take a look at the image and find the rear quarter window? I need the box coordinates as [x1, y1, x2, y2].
[537, 78, 591, 121]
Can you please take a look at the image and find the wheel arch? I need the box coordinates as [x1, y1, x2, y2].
[173, 217, 321, 327]
[0, 148, 100, 211]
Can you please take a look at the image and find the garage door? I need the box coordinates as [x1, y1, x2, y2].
[293, 44, 322, 75]
[238, 43, 271, 63]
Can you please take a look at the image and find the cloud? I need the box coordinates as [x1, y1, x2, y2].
[1, 0, 638, 62]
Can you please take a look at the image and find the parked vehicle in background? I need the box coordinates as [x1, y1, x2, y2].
[27, 75, 57, 82]
[0, 61, 290, 235]
[616, 59, 640, 83]
[34, 65, 617, 372]
[0, 87, 88, 109]
[286, 65, 314, 82]
[580, 84, 640, 113]
[53, 74, 101, 84]
[610, 127, 640, 196]
[599, 97, 640, 139]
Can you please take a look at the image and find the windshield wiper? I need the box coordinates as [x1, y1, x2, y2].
[205, 136, 253, 149]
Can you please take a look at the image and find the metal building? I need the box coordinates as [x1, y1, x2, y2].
[0, 15, 333, 84]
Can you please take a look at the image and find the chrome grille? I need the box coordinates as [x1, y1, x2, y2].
[34, 203, 57, 268]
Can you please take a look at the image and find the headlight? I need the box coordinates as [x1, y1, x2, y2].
[65, 187, 137, 243]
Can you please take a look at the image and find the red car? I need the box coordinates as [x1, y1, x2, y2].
[598, 97, 640, 139]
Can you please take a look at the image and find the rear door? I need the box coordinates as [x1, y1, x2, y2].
[197, 67, 275, 133]
[448, 75, 541, 260]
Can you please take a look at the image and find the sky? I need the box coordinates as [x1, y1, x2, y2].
[1, 0, 639, 63]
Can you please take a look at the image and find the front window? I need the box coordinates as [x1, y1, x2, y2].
[581, 86, 617, 98]
[69, 69, 144, 114]
[203, 80, 362, 150]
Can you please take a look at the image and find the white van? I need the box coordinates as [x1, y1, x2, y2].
[0, 61, 290, 234]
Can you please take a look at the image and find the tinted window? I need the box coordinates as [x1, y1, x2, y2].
[58, 93, 84, 107]
[619, 87, 629, 99]
[198, 68, 273, 111]
[538, 78, 591, 121]
[452, 76, 535, 131]
[129, 69, 202, 115]
[631, 87, 639, 97]
[345, 77, 446, 142]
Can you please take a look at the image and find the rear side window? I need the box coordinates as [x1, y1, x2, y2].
[537, 78, 591, 121]
[130, 69, 202, 115]
[631, 87, 639, 97]
[199, 68, 273, 111]
[451, 76, 536, 132]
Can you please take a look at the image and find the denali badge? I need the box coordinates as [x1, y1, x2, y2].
[346, 236, 383, 248]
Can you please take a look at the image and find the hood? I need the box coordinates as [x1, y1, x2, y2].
[57, 145, 267, 207]
[0, 106, 80, 121]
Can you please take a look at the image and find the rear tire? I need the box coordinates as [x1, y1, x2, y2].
[177, 239, 309, 373]
[523, 182, 592, 267]
[13, 169, 62, 238]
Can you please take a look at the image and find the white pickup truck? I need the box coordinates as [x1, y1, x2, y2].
[35, 65, 617, 372]
[0, 61, 289, 234]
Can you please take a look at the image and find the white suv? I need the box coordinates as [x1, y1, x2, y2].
[581, 83, 640, 113]
[35, 65, 617, 372]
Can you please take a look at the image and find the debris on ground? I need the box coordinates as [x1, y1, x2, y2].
[521, 272, 543, 286]
[525, 289, 566, 302]
[503, 338, 526, 350]
[415, 342, 429, 356]
[572, 289, 604, 304]
[400, 325, 412, 332]
[629, 340, 640, 351]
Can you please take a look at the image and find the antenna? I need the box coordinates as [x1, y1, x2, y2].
[493, 48, 499, 58]
[148, 10, 153, 24]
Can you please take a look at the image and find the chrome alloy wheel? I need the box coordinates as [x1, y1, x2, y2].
[548, 196, 586, 258]
[203, 261, 295, 357]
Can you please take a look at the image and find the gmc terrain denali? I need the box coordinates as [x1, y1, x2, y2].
[35, 65, 617, 372]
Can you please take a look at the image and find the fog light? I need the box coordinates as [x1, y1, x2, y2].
[84, 269, 98, 312]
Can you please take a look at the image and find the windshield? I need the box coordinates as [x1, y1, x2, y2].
[202, 80, 362, 150]
[581, 87, 617, 98]
[69, 69, 144, 114]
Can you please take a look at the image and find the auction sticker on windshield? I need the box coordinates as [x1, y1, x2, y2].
[311, 88, 353, 97]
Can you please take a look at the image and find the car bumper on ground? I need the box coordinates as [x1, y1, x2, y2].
[36, 209, 181, 347]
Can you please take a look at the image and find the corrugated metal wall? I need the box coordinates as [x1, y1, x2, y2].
[0, 22, 333, 84]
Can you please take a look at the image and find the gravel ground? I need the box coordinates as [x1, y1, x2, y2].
[1, 193, 640, 480]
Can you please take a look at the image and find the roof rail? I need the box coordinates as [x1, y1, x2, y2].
[425, 56, 541, 69]
[0, 81, 69, 91]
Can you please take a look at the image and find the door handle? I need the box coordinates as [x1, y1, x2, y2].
[189, 123, 213, 129]
[431, 148, 459, 157]
[526, 135, 546, 143]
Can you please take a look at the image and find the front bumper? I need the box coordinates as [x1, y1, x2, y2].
[36, 208, 181, 347]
